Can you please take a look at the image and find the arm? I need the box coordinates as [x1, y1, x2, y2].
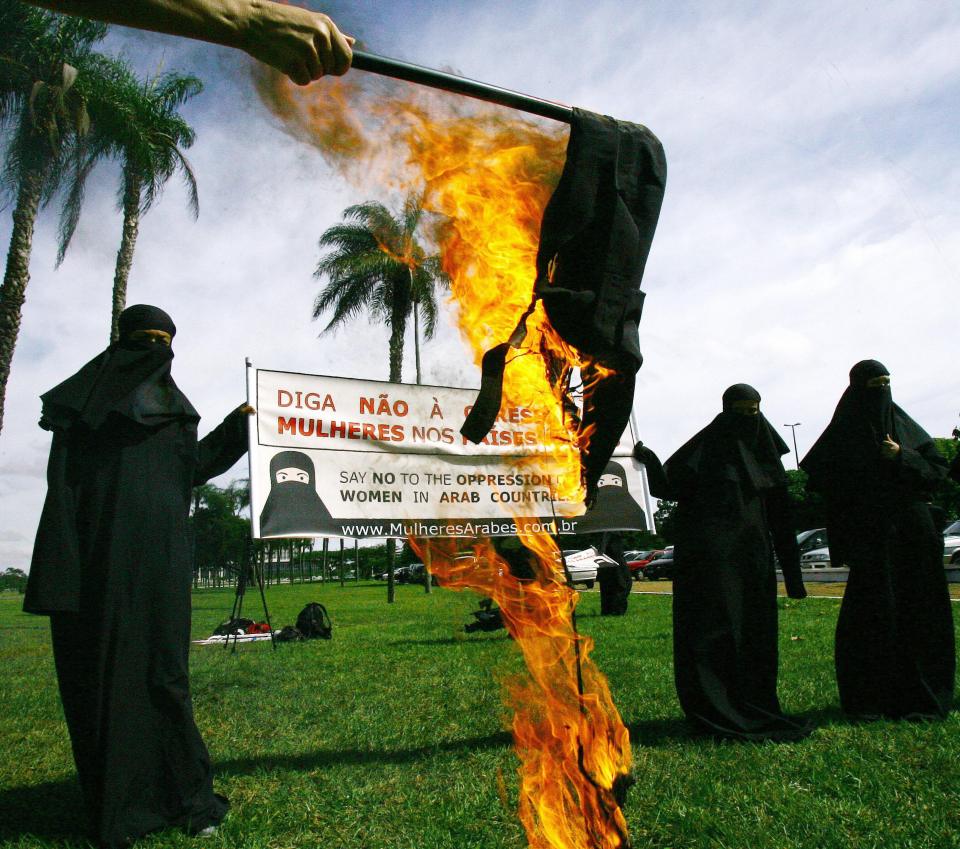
[765, 486, 806, 599]
[25, 0, 353, 84]
[194, 404, 251, 486]
[632, 442, 672, 499]
[885, 438, 949, 492]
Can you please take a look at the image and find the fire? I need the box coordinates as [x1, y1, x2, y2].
[255, 65, 632, 848]
[414, 531, 631, 849]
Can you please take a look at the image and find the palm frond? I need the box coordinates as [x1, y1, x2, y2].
[153, 72, 202, 110]
[55, 146, 96, 265]
[316, 222, 380, 257]
[314, 273, 386, 333]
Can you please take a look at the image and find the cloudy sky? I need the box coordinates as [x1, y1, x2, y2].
[2, 0, 959, 569]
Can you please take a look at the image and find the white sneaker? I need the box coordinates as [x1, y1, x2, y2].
[197, 826, 218, 838]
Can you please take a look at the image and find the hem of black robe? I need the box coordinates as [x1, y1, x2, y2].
[684, 710, 812, 743]
[180, 792, 230, 835]
[842, 704, 951, 723]
[97, 792, 229, 849]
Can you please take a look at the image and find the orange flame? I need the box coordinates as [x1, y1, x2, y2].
[255, 65, 632, 848]
[414, 532, 631, 849]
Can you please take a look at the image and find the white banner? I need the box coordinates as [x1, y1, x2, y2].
[247, 367, 651, 539]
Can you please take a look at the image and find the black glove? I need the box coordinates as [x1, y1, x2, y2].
[633, 441, 657, 464]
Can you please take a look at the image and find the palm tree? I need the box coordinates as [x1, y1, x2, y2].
[57, 59, 201, 342]
[313, 195, 449, 601]
[0, 5, 107, 433]
[313, 196, 448, 385]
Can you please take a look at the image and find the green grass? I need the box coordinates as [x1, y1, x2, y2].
[1, 585, 958, 849]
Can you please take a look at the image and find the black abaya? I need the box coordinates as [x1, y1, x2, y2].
[24, 307, 248, 847]
[636, 387, 808, 741]
[801, 360, 954, 719]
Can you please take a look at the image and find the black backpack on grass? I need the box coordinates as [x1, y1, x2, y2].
[296, 603, 332, 639]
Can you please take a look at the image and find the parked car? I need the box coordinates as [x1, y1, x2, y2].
[562, 547, 617, 589]
[796, 528, 828, 554]
[377, 565, 416, 582]
[943, 520, 960, 566]
[626, 549, 663, 580]
[644, 548, 675, 581]
[800, 546, 831, 569]
[408, 563, 440, 586]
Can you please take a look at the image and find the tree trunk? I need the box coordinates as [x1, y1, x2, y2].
[388, 319, 405, 385]
[0, 166, 45, 435]
[386, 290, 406, 603]
[412, 267, 422, 386]
[111, 174, 141, 343]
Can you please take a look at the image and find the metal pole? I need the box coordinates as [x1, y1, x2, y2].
[351, 50, 574, 124]
[783, 423, 801, 471]
[629, 409, 657, 536]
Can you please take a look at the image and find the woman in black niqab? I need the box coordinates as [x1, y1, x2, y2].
[635, 384, 809, 741]
[802, 360, 953, 719]
[24, 305, 250, 847]
[259, 450, 332, 535]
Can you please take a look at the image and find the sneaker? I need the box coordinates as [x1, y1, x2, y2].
[197, 826, 218, 838]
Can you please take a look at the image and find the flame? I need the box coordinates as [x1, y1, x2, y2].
[415, 531, 631, 849]
[255, 65, 632, 848]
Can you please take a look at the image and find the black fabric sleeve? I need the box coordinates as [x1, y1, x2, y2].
[23, 431, 82, 614]
[895, 440, 948, 492]
[194, 407, 250, 486]
[950, 450, 960, 485]
[633, 442, 671, 499]
[765, 486, 806, 599]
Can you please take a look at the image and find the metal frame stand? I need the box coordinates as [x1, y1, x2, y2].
[225, 539, 276, 653]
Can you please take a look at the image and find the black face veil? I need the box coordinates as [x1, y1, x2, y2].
[576, 459, 647, 533]
[666, 384, 790, 493]
[259, 450, 332, 536]
[38, 304, 197, 432]
[801, 359, 932, 486]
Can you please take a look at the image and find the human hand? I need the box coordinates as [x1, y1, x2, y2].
[632, 442, 656, 464]
[239, 404, 256, 415]
[880, 434, 900, 459]
[242, 1, 354, 84]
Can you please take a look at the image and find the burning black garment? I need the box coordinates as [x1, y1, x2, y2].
[24, 306, 247, 847]
[259, 450, 332, 536]
[462, 108, 666, 504]
[636, 385, 809, 741]
[801, 360, 953, 719]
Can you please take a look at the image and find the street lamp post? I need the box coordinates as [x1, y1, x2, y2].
[783, 422, 801, 470]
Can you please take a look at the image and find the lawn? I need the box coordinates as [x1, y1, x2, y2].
[1, 583, 958, 849]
